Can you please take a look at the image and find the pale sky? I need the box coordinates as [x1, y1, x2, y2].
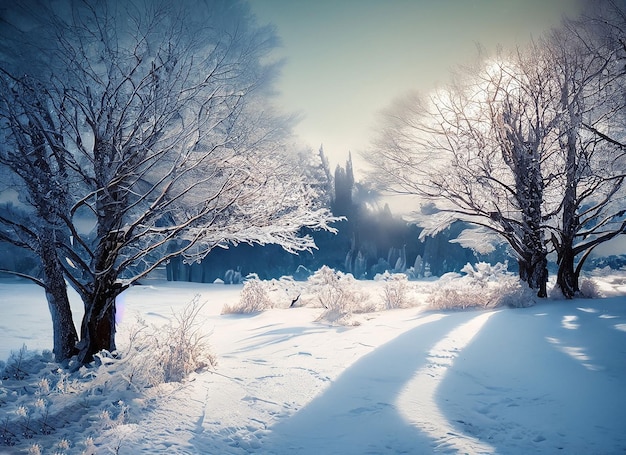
[249, 0, 583, 170]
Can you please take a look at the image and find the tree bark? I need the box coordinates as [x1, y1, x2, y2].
[556, 235, 579, 299]
[77, 229, 124, 363]
[520, 225, 549, 298]
[77, 292, 117, 364]
[556, 106, 580, 299]
[39, 228, 78, 362]
[499, 104, 549, 298]
[518, 251, 548, 298]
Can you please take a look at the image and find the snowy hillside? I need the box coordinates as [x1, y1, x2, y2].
[1, 271, 626, 454]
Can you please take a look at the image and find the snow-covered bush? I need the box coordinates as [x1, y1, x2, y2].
[491, 278, 536, 308]
[460, 261, 509, 286]
[222, 278, 273, 314]
[119, 297, 216, 385]
[264, 276, 306, 308]
[579, 278, 602, 298]
[155, 299, 215, 382]
[97, 298, 216, 388]
[1, 344, 29, 380]
[0, 299, 215, 453]
[307, 266, 375, 325]
[427, 262, 535, 310]
[379, 273, 414, 309]
[0, 348, 97, 451]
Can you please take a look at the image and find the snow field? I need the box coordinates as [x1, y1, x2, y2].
[1, 272, 626, 454]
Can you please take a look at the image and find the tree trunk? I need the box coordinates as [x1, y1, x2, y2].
[556, 74, 581, 300]
[77, 292, 117, 364]
[39, 229, 78, 362]
[556, 168, 579, 299]
[500, 121, 548, 299]
[532, 253, 548, 298]
[518, 251, 548, 298]
[518, 211, 549, 298]
[43, 278, 78, 362]
[76, 201, 123, 364]
[556, 238, 578, 299]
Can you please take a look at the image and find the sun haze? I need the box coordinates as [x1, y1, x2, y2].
[249, 0, 583, 168]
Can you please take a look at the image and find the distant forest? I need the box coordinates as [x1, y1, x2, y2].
[166, 150, 507, 283]
[0, 150, 623, 284]
[0, 149, 494, 282]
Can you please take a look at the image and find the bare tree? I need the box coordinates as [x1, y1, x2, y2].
[546, 4, 626, 298]
[0, 75, 79, 362]
[366, 47, 561, 296]
[367, 5, 626, 299]
[0, 0, 336, 363]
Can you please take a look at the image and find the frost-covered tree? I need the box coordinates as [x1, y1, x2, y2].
[366, 47, 561, 296]
[367, 5, 626, 299]
[295, 144, 335, 210]
[546, 4, 626, 298]
[0, 75, 80, 362]
[0, 0, 336, 363]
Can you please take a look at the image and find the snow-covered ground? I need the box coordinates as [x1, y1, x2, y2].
[1, 271, 626, 454]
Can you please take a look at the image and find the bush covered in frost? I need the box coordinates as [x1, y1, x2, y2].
[221, 275, 305, 313]
[307, 266, 376, 324]
[549, 276, 603, 299]
[579, 277, 603, 298]
[0, 299, 215, 453]
[378, 272, 415, 309]
[222, 278, 273, 314]
[117, 297, 216, 386]
[427, 262, 535, 310]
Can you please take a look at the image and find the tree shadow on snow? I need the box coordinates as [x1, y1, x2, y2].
[435, 299, 626, 454]
[259, 310, 481, 455]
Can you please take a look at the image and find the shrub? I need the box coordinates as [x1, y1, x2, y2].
[157, 299, 215, 382]
[307, 266, 375, 325]
[222, 278, 273, 314]
[118, 297, 216, 387]
[264, 276, 305, 308]
[2, 344, 28, 380]
[379, 273, 414, 309]
[492, 279, 536, 308]
[427, 262, 535, 310]
[460, 261, 509, 286]
[579, 277, 602, 298]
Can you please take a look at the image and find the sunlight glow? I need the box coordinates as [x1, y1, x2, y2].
[396, 311, 496, 453]
[546, 337, 601, 371]
[561, 315, 579, 330]
[577, 307, 598, 314]
[615, 324, 626, 332]
[115, 293, 125, 325]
